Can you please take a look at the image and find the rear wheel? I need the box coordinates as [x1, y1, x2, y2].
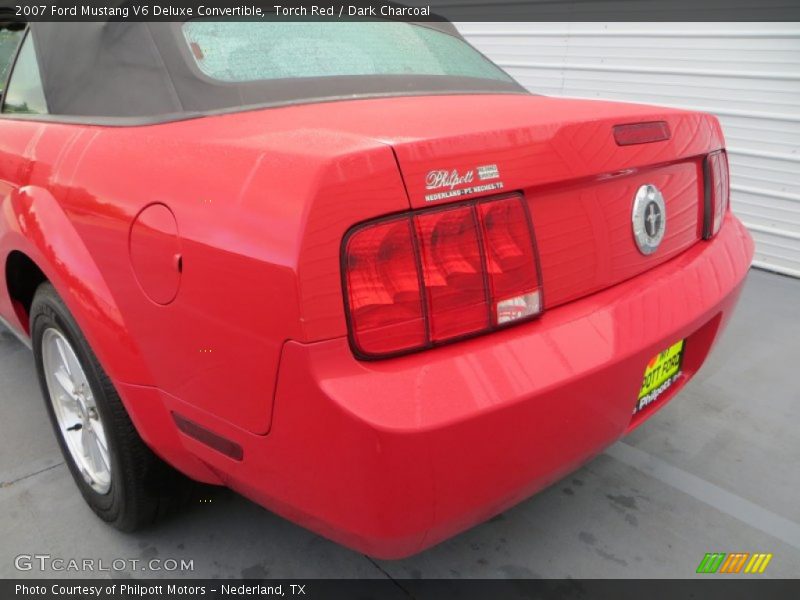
[31, 282, 181, 531]
[41, 327, 112, 494]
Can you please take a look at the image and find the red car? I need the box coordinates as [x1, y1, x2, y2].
[0, 21, 753, 558]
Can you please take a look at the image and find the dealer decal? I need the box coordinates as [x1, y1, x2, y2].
[424, 164, 504, 202]
[633, 339, 684, 415]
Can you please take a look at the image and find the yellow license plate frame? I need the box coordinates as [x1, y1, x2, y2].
[635, 340, 685, 414]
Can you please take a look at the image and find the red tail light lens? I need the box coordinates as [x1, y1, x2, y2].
[415, 206, 489, 342]
[478, 197, 541, 325]
[705, 150, 730, 238]
[343, 195, 542, 359]
[344, 218, 426, 355]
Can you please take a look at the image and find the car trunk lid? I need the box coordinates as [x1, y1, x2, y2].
[380, 95, 722, 308]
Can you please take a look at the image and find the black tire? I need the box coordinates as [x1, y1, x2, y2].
[31, 282, 182, 531]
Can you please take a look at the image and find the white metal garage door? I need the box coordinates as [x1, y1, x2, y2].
[458, 23, 800, 278]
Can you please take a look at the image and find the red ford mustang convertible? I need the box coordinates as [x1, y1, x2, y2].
[0, 21, 753, 557]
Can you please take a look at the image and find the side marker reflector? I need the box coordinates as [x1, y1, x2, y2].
[173, 413, 243, 461]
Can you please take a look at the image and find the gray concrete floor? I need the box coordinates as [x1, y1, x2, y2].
[1, 269, 798, 579]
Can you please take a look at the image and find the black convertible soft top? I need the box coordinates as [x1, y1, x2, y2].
[28, 22, 526, 120]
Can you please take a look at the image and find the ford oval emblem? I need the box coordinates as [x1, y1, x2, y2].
[632, 184, 666, 255]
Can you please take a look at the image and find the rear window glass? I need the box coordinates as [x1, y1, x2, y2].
[182, 21, 513, 83]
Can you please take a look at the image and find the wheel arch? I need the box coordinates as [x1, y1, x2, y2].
[2, 186, 151, 385]
[3, 239, 220, 485]
[4, 249, 47, 335]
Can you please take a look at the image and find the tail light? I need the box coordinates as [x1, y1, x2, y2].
[343, 194, 542, 359]
[704, 150, 730, 238]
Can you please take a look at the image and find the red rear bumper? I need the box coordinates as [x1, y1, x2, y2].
[123, 214, 753, 558]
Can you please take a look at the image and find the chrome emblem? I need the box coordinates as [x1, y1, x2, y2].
[632, 184, 666, 255]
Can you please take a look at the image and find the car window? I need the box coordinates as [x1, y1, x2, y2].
[182, 21, 514, 84]
[0, 26, 24, 90]
[2, 31, 48, 115]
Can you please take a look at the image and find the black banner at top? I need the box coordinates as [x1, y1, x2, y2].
[1, 0, 800, 22]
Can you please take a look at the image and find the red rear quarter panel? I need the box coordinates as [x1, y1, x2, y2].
[0, 112, 411, 436]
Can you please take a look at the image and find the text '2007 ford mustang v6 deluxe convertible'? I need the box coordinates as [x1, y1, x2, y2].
[0, 21, 753, 558]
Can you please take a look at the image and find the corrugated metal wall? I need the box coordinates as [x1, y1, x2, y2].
[458, 23, 800, 278]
